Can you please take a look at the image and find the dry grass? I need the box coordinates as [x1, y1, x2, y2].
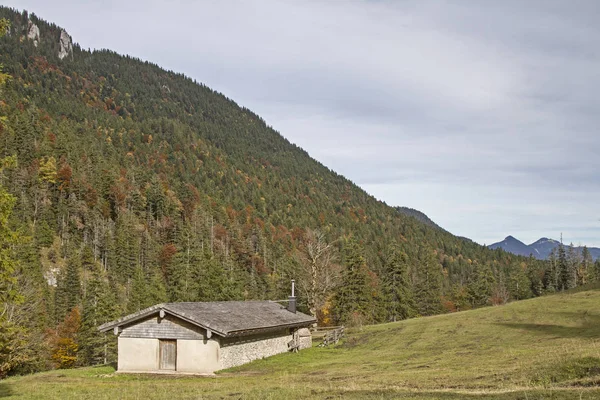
[2, 285, 600, 399]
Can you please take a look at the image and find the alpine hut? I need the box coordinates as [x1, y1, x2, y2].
[98, 298, 315, 374]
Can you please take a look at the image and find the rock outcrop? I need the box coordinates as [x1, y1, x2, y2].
[26, 19, 40, 47]
[58, 29, 73, 60]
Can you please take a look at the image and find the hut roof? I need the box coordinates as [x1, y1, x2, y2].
[98, 301, 315, 338]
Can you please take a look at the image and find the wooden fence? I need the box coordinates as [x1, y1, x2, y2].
[312, 326, 345, 347]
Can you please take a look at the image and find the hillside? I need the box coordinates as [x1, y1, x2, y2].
[1, 7, 598, 377]
[395, 206, 445, 231]
[489, 236, 600, 261]
[2, 286, 599, 399]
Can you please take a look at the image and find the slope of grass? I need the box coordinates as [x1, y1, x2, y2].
[2, 287, 600, 399]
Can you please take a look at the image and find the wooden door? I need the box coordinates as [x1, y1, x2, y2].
[159, 339, 177, 370]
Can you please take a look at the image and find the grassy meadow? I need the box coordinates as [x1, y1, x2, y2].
[2, 286, 599, 399]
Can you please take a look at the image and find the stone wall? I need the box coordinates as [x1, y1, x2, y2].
[219, 330, 292, 369]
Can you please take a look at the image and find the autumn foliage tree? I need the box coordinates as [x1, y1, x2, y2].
[48, 307, 81, 369]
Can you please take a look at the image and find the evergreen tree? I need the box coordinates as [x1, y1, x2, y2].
[566, 244, 580, 287]
[79, 263, 118, 366]
[55, 255, 81, 322]
[507, 263, 533, 300]
[593, 259, 600, 283]
[557, 241, 572, 291]
[543, 249, 558, 292]
[127, 265, 150, 313]
[382, 246, 415, 321]
[413, 248, 443, 316]
[64, 256, 82, 314]
[333, 239, 375, 326]
[579, 246, 592, 285]
[467, 263, 496, 307]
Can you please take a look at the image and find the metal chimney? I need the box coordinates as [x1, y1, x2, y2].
[287, 279, 297, 313]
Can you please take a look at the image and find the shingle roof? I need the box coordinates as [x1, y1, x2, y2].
[98, 301, 315, 337]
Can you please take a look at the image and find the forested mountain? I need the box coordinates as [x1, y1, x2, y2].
[488, 236, 533, 257]
[395, 207, 444, 231]
[489, 236, 600, 260]
[0, 8, 599, 376]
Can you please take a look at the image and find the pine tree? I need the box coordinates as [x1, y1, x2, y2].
[112, 216, 139, 284]
[593, 259, 600, 283]
[567, 244, 580, 287]
[55, 255, 81, 322]
[127, 265, 150, 313]
[64, 256, 82, 314]
[543, 249, 558, 292]
[79, 264, 118, 366]
[413, 248, 443, 316]
[192, 253, 232, 301]
[579, 246, 592, 285]
[558, 241, 573, 291]
[508, 263, 533, 300]
[467, 263, 496, 307]
[382, 246, 415, 321]
[333, 239, 375, 326]
[526, 257, 544, 297]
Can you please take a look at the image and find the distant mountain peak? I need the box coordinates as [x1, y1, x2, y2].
[530, 237, 559, 246]
[489, 236, 600, 260]
[489, 235, 530, 257]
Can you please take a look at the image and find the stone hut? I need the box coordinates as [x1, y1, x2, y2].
[98, 301, 315, 374]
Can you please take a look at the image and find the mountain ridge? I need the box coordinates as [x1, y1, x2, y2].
[489, 236, 600, 260]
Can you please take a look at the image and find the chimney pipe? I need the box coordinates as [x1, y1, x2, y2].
[287, 279, 296, 313]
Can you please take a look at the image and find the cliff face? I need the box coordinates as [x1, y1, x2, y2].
[22, 17, 73, 60]
[26, 19, 40, 46]
[58, 29, 72, 60]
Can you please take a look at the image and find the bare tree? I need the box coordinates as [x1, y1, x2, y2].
[296, 229, 340, 319]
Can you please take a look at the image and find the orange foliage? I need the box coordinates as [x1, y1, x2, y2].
[48, 307, 81, 369]
[441, 297, 457, 313]
[213, 224, 228, 241]
[159, 243, 177, 265]
[57, 160, 72, 191]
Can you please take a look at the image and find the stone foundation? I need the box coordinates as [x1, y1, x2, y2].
[219, 331, 293, 369]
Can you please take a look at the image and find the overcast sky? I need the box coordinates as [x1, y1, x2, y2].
[7, 0, 600, 247]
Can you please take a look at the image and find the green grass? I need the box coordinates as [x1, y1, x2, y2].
[2, 287, 600, 399]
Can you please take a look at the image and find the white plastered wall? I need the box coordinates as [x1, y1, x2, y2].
[118, 337, 159, 372]
[177, 339, 220, 373]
